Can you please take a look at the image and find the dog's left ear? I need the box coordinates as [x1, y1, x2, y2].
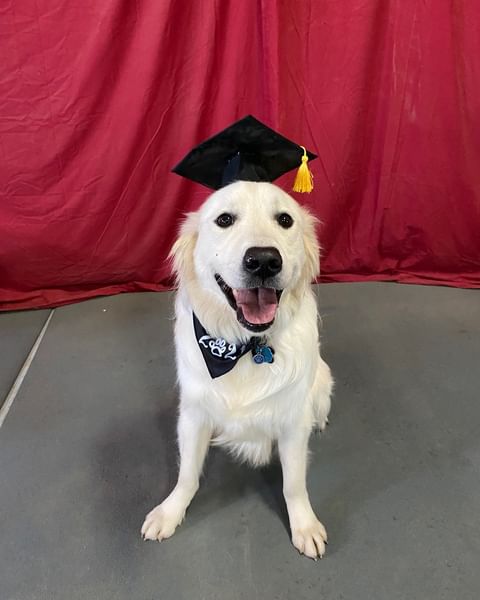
[302, 210, 320, 282]
[169, 212, 199, 284]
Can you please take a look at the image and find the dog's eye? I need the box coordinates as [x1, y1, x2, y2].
[215, 213, 235, 228]
[277, 213, 294, 229]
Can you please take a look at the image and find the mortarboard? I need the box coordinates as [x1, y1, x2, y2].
[172, 115, 316, 193]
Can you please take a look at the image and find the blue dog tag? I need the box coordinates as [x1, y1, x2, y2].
[260, 346, 274, 363]
[253, 353, 264, 364]
[252, 342, 274, 365]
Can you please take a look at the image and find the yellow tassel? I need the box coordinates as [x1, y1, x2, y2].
[292, 146, 314, 193]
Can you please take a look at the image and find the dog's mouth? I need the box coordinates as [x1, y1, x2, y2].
[215, 274, 282, 333]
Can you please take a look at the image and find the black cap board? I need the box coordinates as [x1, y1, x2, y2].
[172, 115, 317, 190]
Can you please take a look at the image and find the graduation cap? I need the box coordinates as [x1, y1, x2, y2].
[172, 115, 316, 193]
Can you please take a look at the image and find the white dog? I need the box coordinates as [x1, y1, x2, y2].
[142, 180, 333, 559]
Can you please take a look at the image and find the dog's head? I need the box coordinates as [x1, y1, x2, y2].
[171, 181, 319, 336]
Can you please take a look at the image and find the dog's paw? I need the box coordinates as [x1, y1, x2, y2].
[291, 518, 328, 560]
[141, 503, 185, 542]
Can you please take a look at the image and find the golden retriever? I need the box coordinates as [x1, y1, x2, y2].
[141, 180, 333, 559]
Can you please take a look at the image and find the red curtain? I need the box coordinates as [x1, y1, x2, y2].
[1, 1, 479, 311]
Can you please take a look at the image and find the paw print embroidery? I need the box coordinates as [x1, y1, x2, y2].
[199, 336, 237, 360]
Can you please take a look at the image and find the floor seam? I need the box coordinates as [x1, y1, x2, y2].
[0, 309, 55, 429]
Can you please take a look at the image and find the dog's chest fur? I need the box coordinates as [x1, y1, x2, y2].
[174, 289, 320, 465]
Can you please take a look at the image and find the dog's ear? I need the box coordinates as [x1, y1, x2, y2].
[169, 212, 199, 284]
[302, 210, 321, 283]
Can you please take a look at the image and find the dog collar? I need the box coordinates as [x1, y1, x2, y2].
[192, 313, 274, 379]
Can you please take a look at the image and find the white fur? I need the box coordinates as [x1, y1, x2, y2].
[141, 181, 333, 560]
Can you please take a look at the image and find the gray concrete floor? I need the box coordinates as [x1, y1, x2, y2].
[0, 283, 479, 600]
[0, 309, 50, 401]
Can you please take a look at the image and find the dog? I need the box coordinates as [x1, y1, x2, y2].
[141, 180, 333, 559]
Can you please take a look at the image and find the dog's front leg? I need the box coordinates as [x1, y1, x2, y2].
[278, 427, 328, 559]
[142, 406, 212, 541]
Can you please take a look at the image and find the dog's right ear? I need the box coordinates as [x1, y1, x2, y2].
[169, 212, 199, 284]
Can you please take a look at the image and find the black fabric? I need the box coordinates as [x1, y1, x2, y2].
[172, 115, 317, 190]
[221, 151, 270, 186]
[193, 313, 255, 378]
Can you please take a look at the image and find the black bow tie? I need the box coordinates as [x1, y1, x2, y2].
[192, 313, 274, 379]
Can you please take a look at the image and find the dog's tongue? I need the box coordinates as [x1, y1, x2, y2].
[233, 287, 278, 325]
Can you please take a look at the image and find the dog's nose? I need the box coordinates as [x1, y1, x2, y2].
[243, 247, 283, 280]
